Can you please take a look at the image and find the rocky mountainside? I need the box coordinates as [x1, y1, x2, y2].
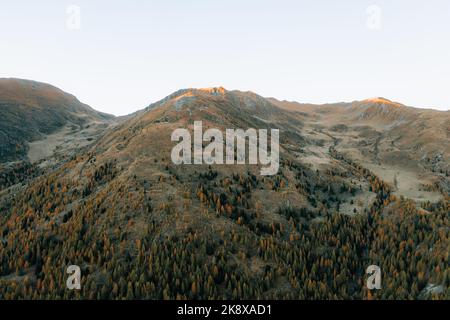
[0, 84, 448, 300]
[0, 78, 114, 163]
[271, 97, 450, 198]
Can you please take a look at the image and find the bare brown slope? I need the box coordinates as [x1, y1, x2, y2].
[95, 87, 304, 167]
[0, 78, 114, 162]
[270, 97, 450, 164]
[270, 97, 450, 197]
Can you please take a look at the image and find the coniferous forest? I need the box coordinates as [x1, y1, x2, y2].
[0, 152, 448, 300]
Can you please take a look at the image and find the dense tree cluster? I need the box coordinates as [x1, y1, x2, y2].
[0, 162, 40, 190]
[0, 151, 448, 300]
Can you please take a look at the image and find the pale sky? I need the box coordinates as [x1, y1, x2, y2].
[1, 0, 449, 115]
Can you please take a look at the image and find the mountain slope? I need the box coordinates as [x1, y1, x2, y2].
[0, 86, 448, 300]
[0, 78, 114, 162]
[270, 97, 450, 199]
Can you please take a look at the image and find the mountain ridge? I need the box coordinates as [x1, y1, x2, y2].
[0, 79, 448, 300]
[0, 78, 115, 163]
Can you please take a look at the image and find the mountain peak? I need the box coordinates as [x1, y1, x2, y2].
[0, 78, 113, 162]
[362, 97, 403, 107]
[176, 87, 228, 98]
[197, 86, 227, 95]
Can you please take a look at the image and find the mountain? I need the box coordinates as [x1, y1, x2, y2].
[0, 84, 448, 300]
[0, 78, 114, 163]
[270, 97, 450, 199]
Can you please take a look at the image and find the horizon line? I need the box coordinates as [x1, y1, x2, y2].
[1, 77, 449, 116]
